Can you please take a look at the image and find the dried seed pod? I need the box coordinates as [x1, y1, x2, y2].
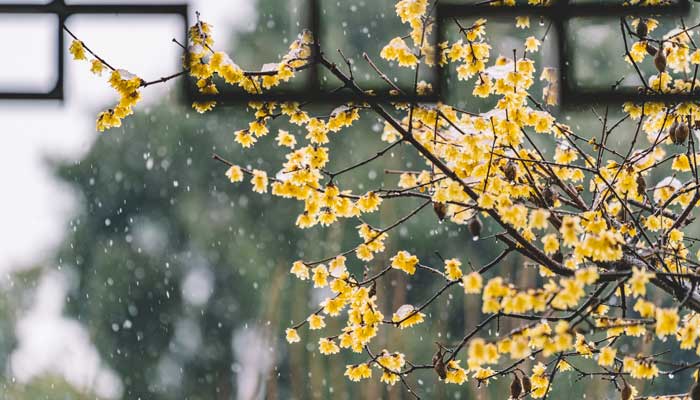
[654, 47, 667, 73]
[636, 174, 646, 197]
[636, 19, 648, 38]
[433, 202, 447, 222]
[617, 206, 628, 223]
[645, 42, 658, 56]
[521, 375, 532, 394]
[368, 280, 377, 298]
[669, 120, 679, 143]
[468, 216, 483, 241]
[621, 383, 632, 400]
[675, 122, 690, 145]
[691, 382, 700, 400]
[432, 350, 447, 379]
[504, 160, 517, 182]
[510, 375, 523, 399]
[542, 186, 557, 207]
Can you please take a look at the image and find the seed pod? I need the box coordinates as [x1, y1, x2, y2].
[433, 202, 447, 221]
[617, 206, 627, 223]
[621, 383, 632, 400]
[368, 280, 377, 298]
[654, 47, 666, 73]
[636, 174, 646, 197]
[691, 382, 700, 400]
[636, 19, 648, 38]
[521, 375, 532, 394]
[432, 350, 447, 379]
[669, 120, 679, 143]
[504, 160, 517, 182]
[468, 216, 483, 241]
[645, 42, 658, 56]
[542, 186, 557, 207]
[510, 375, 523, 399]
[675, 122, 690, 145]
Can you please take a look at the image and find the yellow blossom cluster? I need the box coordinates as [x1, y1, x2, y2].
[69, 1, 700, 398]
[69, 38, 143, 131]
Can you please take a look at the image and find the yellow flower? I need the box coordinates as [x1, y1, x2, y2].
[574, 267, 599, 285]
[597, 346, 616, 367]
[529, 209, 550, 230]
[669, 228, 684, 243]
[633, 299, 655, 318]
[276, 129, 296, 148]
[251, 169, 268, 193]
[530, 362, 550, 398]
[542, 234, 559, 255]
[380, 372, 400, 385]
[308, 314, 326, 330]
[560, 216, 582, 247]
[671, 154, 691, 172]
[234, 130, 257, 148]
[225, 165, 244, 182]
[193, 101, 216, 114]
[623, 357, 659, 380]
[628, 267, 654, 298]
[515, 16, 530, 29]
[644, 215, 661, 231]
[377, 351, 405, 372]
[392, 304, 425, 328]
[525, 36, 541, 53]
[462, 271, 483, 294]
[444, 258, 463, 280]
[691, 49, 700, 64]
[312, 264, 329, 288]
[391, 250, 419, 275]
[357, 191, 382, 212]
[249, 120, 269, 137]
[90, 59, 104, 75]
[290, 260, 310, 280]
[319, 338, 340, 355]
[395, 0, 428, 23]
[69, 40, 87, 60]
[444, 360, 468, 384]
[285, 328, 301, 343]
[345, 363, 372, 382]
[655, 308, 679, 338]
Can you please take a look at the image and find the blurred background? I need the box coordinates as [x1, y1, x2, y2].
[1, 0, 700, 399]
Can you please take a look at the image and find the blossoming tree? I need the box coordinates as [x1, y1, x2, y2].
[67, 0, 700, 398]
